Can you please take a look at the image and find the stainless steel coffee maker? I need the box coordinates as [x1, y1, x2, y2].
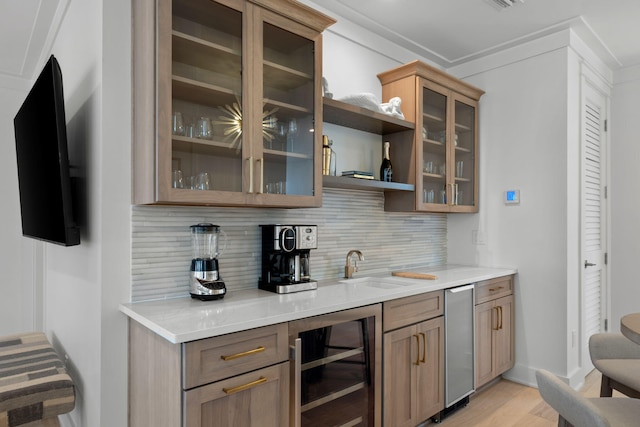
[189, 223, 226, 300]
[259, 225, 317, 294]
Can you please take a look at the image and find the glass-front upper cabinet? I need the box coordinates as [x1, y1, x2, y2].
[378, 60, 483, 213]
[420, 81, 479, 212]
[132, 0, 334, 206]
[258, 16, 317, 201]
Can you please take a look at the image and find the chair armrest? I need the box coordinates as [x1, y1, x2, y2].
[589, 333, 640, 362]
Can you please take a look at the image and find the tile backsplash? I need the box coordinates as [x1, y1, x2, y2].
[131, 188, 447, 302]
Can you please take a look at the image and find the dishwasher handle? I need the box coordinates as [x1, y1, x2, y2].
[448, 284, 475, 293]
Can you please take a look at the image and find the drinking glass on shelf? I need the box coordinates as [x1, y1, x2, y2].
[196, 117, 212, 140]
[187, 175, 196, 190]
[172, 170, 184, 189]
[424, 161, 434, 174]
[185, 123, 195, 138]
[172, 112, 184, 136]
[196, 172, 210, 190]
[456, 160, 464, 178]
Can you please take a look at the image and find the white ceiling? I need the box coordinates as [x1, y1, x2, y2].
[309, 0, 640, 69]
[0, 0, 64, 85]
[1, 0, 639, 85]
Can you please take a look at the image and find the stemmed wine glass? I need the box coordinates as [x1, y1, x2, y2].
[287, 118, 297, 152]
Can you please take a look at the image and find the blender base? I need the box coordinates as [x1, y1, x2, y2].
[190, 292, 225, 301]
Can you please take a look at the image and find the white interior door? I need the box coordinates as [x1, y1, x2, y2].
[581, 77, 608, 367]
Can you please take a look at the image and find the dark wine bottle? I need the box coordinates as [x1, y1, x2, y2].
[380, 141, 393, 182]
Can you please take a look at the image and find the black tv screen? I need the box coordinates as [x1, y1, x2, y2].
[14, 55, 80, 246]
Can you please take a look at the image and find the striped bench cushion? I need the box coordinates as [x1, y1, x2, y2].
[0, 333, 75, 427]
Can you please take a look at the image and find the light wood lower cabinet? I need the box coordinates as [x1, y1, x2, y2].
[383, 291, 444, 427]
[475, 276, 515, 389]
[129, 320, 289, 427]
[184, 362, 288, 427]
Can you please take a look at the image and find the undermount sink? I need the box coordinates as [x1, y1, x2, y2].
[340, 277, 414, 290]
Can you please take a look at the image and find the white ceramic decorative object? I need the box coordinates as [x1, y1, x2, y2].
[379, 96, 404, 119]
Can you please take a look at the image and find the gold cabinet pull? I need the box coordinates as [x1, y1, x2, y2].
[221, 346, 266, 361]
[413, 334, 420, 365]
[493, 307, 500, 331]
[448, 183, 455, 206]
[419, 332, 427, 365]
[223, 376, 267, 394]
[247, 156, 254, 193]
[498, 306, 503, 330]
[489, 286, 504, 292]
[257, 158, 264, 194]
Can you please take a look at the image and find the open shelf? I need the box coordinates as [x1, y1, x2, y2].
[323, 175, 414, 192]
[323, 97, 415, 134]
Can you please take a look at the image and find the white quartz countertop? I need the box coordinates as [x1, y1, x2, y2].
[119, 265, 516, 344]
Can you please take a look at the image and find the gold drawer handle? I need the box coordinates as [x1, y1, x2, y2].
[221, 346, 266, 361]
[489, 286, 504, 292]
[419, 332, 427, 365]
[223, 376, 267, 394]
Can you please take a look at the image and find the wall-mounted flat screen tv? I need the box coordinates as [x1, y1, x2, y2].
[14, 55, 80, 246]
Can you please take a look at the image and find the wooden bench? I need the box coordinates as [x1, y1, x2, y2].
[0, 333, 75, 427]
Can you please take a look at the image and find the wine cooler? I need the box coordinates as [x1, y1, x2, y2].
[289, 305, 382, 427]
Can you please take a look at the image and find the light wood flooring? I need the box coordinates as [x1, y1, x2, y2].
[431, 370, 624, 426]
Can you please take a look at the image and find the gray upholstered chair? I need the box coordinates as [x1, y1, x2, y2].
[589, 333, 640, 398]
[536, 369, 640, 427]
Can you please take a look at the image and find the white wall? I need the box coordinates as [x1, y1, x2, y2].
[33, 0, 130, 425]
[0, 83, 38, 336]
[447, 30, 613, 387]
[448, 43, 571, 383]
[610, 65, 640, 330]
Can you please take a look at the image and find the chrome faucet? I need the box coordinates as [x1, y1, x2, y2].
[344, 250, 364, 279]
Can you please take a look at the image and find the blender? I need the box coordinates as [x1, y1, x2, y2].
[189, 223, 226, 300]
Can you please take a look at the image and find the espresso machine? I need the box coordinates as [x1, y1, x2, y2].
[259, 225, 318, 294]
[189, 223, 226, 300]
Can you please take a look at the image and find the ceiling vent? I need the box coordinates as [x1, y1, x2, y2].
[487, 0, 524, 9]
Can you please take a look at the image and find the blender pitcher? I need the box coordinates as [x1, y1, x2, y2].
[189, 223, 227, 300]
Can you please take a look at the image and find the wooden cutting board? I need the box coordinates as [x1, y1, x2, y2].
[392, 271, 438, 280]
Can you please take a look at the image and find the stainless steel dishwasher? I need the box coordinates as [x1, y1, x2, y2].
[441, 284, 475, 420]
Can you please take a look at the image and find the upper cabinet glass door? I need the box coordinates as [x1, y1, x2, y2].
[421, 85, 449, 207]
[168, 0, 244, 197]
[260, 21, 316, 198]
[453, 98, 476, 208]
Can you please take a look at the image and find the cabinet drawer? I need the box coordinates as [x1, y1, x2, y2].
[184, 362, 289, 427]
[183, 323, 288, 389]
[383, 290, 444, 332]
[475, 275, 513, 305]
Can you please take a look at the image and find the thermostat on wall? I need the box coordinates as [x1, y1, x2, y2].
[504, 190, 520, 205]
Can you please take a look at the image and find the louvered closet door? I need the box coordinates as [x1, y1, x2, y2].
[581, 79, 608, 354]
